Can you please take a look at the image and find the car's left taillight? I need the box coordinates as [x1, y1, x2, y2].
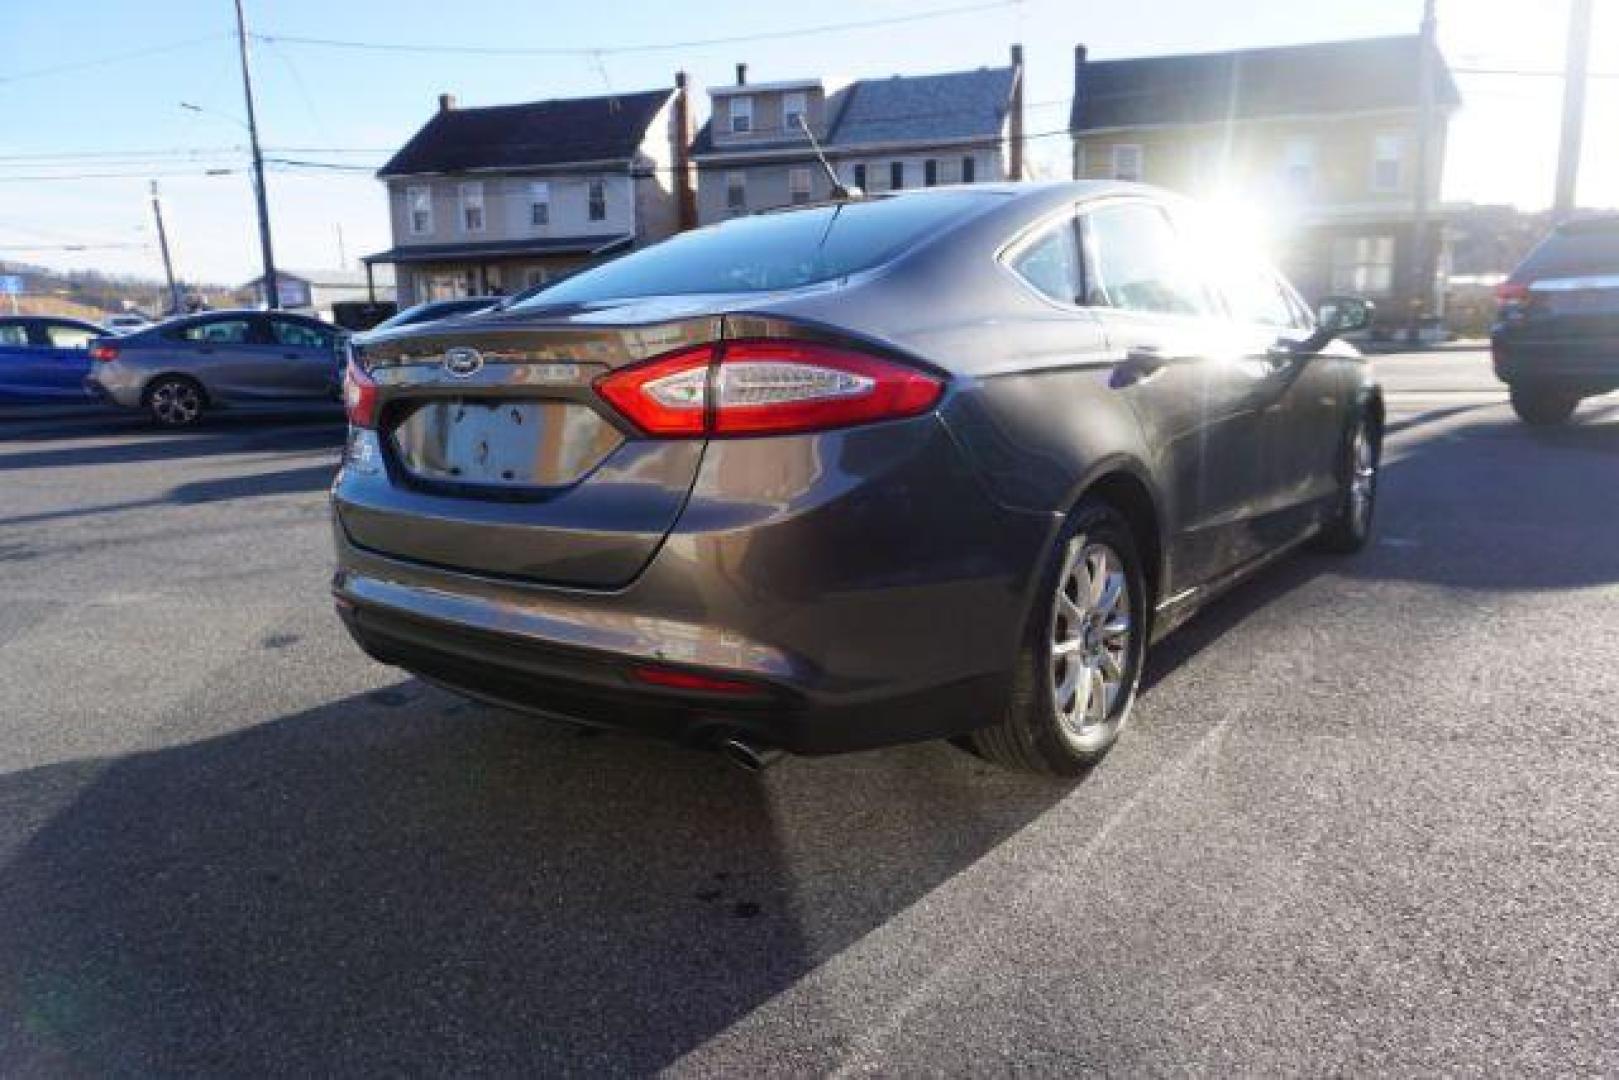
[595, 340, 944, 438]
[1495, 280, 1532, 315]
[89, 343, 119, 362]
[342, 359, 379, 428]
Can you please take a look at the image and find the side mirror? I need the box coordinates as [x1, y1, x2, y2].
[1299, 295, 1374, 353]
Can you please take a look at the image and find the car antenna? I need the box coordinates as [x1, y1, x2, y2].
[797, 114, 861, 201]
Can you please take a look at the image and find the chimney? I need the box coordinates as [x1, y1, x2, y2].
[1008, 44, 1025, 182]
[735, 62, 748, 86]
[438, 93, 457, 113]
[672, 72, 697, 232]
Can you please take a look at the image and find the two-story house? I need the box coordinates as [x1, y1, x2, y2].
[1069, 36, 1461, 322]
[690, 49, 1024, 224]
[365, 83, 695, 306]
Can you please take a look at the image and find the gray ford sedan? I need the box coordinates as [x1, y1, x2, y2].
[332, 182, 1380, 775]
[87, 309, 344, 426]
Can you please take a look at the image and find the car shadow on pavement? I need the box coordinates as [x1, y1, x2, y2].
[0, 683, 1066, 1074]
[0, 414, 344, 470]
[1353, 406, 1619, 591]
[0, 462, 339, 529]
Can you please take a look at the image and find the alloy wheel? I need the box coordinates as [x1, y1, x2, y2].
[1348, 422, 1377, 535]
[151, 381, 202, 426]
[1050, 540, 1133, 738]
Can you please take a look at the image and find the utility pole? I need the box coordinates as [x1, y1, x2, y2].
[1554, 0, 1594, 219]
[149, 181, 181, 315]
[335, 223, 347, 269]
[233, 0, 279, 309]
[1408, 0, 1438, 342]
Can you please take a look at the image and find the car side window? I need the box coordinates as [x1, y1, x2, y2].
[269, 319, 332, 349]
[44, 324, 96, 350]
[179, 319, 253, 344]
[0, 324, 28, 347]
[1218, 264, 1298, 330]
[1008, 216, 1082, 305]
[1082, 201, 1214, 318]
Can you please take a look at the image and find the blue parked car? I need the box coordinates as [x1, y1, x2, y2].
[0, 316, 106, 403]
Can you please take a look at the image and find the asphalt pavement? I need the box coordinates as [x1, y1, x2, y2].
[1, 353, 1617, 1074]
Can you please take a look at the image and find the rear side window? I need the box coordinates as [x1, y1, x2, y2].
[176, 319, 253, 344]
[513, 191, 1004, 306]
[44, 324, 97, 349]
[0, 324, 27, 346]
[1518, 219, 1619, 279]
[1008, 217, 1081, 304]
[1083, 201, 1214, 318]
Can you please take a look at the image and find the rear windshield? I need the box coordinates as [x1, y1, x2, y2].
[1519, 218, 1619, 279]
[512, 191, 1003, 307]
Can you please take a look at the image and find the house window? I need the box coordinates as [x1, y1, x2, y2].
[1111, 144, 1143, 182]
[1330, 235, 1396, 294]
[730, 95, 753, 134]
[851, 163, 867, 191]
[525, 268, 548, 289]
[529, 181, 551, 227]
[1372, 134, 1404, 193]
[726, 171, 747, 212]
[1284, 137, 1316, 196]
[407, 185, 432, 235]
[890, 161, 905, 190]
[588, 180, 606, 222]
[962, 155, 976, 183]
[783, 91, 807, 133]
[924, 159, 939, 187]
[789, 168, 812, 205]
[458, 182, 484, 233]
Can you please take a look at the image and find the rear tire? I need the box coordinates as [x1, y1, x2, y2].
[1510, 385, 1579, 426]
[970, 500, 1148, 776]
[1313, 410, 1381, 555]
[145, 376, 206, 427]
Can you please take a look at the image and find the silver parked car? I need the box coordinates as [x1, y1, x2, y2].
[86, 310, 345, 426]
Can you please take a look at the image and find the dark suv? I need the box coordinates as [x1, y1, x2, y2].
[1493, 214, 1619, 425]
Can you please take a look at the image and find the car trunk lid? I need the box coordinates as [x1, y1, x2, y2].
[333, 312, 721, 588]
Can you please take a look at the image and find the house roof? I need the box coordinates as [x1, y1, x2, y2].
[830, 66, 1015, 147]
[1070, 35, 1461, 132]
[362, 235, 633, 265]
[378, 89, 673, 177]
[691, 65, 1015, 158]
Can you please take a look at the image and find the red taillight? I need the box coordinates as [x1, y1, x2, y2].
[1495, 281, 1531, 309]
[628, 664, 763, 696]
[594, 340, 943, 438]
[342, 359, 379, 428]
[89, 343, 119, 362]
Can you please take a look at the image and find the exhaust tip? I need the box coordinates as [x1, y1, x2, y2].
[717, 737, 782, 773]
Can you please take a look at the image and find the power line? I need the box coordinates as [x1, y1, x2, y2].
[0, 169, 241, 183]
[0, 147, 245, 162]
[0, 33, 231, 85]
[253, 0, 1021, 57]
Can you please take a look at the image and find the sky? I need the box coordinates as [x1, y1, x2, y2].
[1, 0, 1614, 285]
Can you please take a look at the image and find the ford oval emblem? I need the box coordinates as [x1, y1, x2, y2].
[442, 347, 484, 378]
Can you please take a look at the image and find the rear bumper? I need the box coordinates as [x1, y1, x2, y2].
[1492, 331, 1619, 392]
[331, 416, 1058, 754]
[83, 364, 145, 409]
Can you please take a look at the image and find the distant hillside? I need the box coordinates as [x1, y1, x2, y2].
[0, 260, 245, 319]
